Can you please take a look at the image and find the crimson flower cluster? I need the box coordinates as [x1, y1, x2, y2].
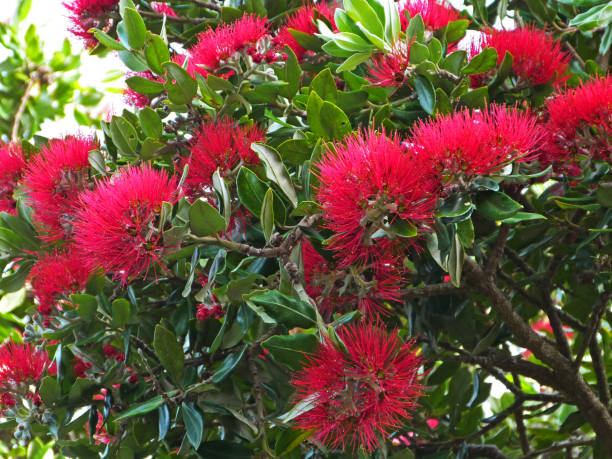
[292, 323, 424, 452]
[73, 164, 180, 285]
[0, 142, 25, 215]
[179, 14, 270, 79]
[302, 240, 403, 318]
[22, 136, 97, 242]
[366, 43, 412, 88]
[64, 0, 119, 49]
[474, 26, 569, 87]
[543, 75, 612, 166]
[150, 1, 178, 17]
[399, 0, 462, 32]
[316, 129, 439, 267]
[273, 2, 337, 61]
[29, 249, 91, 316]
[411, 105, 543, 183]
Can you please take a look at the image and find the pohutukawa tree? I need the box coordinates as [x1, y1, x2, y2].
[0, 0, 611, 457]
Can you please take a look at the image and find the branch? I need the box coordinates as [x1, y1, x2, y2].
[400, 282, 467, 298]
[411, 443, 509, 458]
[574, 292, 611, 366]
[140, 10, 213, 24]
[512, 373, 530, 454]
[523, 439, 596, 458]
[11, 79, 36, 141]
[590, 337, 611, 408]
[191, 0, 222, 11]
[486, 225, 510, 276]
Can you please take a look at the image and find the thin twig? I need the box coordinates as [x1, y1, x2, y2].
[574, 292, 612, 366]
[11, 79, 35, 141]
[513, 373, 530, 454]
[140, 10, 212, 24]
[522, 439, 596, 458]
[400, 282, 467, 298]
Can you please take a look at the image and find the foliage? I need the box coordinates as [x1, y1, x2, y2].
[0, 0, 611, 458]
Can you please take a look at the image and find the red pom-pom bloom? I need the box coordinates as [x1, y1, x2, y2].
[150, 1, 178, 17]
[274, 2, 336, 61]
[316, 129, 438, 267]
[182, 118, 265, 198]
[399, 0, 461, 32]
[73, 164, 180, 285]
[366, 43, 412, 88]
[478, 26, 569, 86]
[0, 342, 51, 388]
[411, 105, 542, 183]
[73, 356, 93, 378]
[0, 142, 26, 216]
[124, 71, 165, 108]
[29, 249, 91, 316]
[64, 0, 119, 48]
[291, 323, 424, 452]
[543, 75, 612, 165]
[302, 239, 403, 318]
[185, 14, 269, 78]
[22, 136, 97, 242]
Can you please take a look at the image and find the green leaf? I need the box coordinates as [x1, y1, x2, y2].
[138, 107, 163, 139]
[428, 361, 461, 385]
[310, 68, 338, 102]
[500, 212, 546, 224]
[475, 191, 522, 221]
[409, 42, 429, 64]
[405, 13, 425, 41]
[569, 3, 612, 31]
[336, 52, 371, 72]
[17, 0, 32, 22]
[250, 291, 317, 328]
[88, 150, 106, 174]
[182, 402, 204, 449]
[220, 6, 244, 22]
[459, 86, 489, 109]
[115, 395, 166, 420]
[445, 19, 470, 43]
[261, 334, 318, 371]
[118, 50, 149, 71]
[448, 233, 464, 287]
[260, 189, 275, 243]
[414, 75, 436, 115]
[71, 294, 98, 321]
[319, 101, 352, 139]
[343, 0, 384, 37]
[456, 218, 474, 248]
[158, 405, 170, 441]
[600, 24, 612, 55]
[251, 144, 298, 207]
[92, 29, 127, 51]
[153, 325, 185, 382]
[189, 198, 226, 237]
[140, 138, 165, 159]
[111, 298, 131, 328]
[462, 47, 498, 75]
[207, 74, 234, 91]
[212, 344, 247, 384]
[39, 376, 61, 405]
[144, 34, 170, 75]
[110, 116, 138, 156]
[236, 167, 269, 216]
[307, 90, 325, 137]
[212, 170, 231, 226]
[122, 8, 146, 49]
[289, 28, 323, 51]
[163, 62, 197, 105]
[281, 45, 301, 99]
[596, 182, 612, 207]
[278, 138, 311, 165]
[126, 76, 164, 94]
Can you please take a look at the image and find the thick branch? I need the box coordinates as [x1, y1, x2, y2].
[574, 292, 611, 366]
[400, 282, 467, 298]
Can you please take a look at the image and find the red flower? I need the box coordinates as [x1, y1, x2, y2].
[399, 0, 461, 32]
[181, 118, 265, 198]
[274, 2, 336, 61]
[302, 239, 403, 318]
[73, 356, 93, 378]
[315, 129, 438, 267]
[479, 26, 569, 86]
[64, 0, 119, 49]
[151, 2, 178, 17]
[410, 105, 542, 182]
[0, 142, 26, 216]
[543, 75, 612, 166]
[366, 43, 412, 88]
[103, 345, 125, 361]
[185, 14, 269, 78]
[22, 136, 97, 242]
[73, 164, 180, 285]
[0, 342, 51, 388]
[291, 323, 424, 452]
[29, 249, 91, 316]
[196, 303, 225, 320]
[124, 71, 165, 108]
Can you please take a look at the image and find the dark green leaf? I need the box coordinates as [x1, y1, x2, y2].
[459, 86, 489, 109]
[207, 74, 234, 91]
[182, 402, 204, 449]
[260, 189, 275, 243]
[115, 396, 165, 420]
[158, 405, 170, 441]
[414, 75, 436, 115]
[261, 333, 318, 371]
[251, 143, 298, 207]
[111, 298, 131, 328]
[189, 198, 226, 237]
[281, 45, 301, 99]
[138, 107, 163, 139]
[310, 68, 338, 102]
[475, 191, 522, 220]
[236, 167, 268, 217]
[249, 291, 317, 328]
[461, 47, 498, 75]
[39, 376, 61, 405]
[445, 19, 470, 43]
[163, 62, 197, 105]
[109, 116, 138, 156]
[409, 42, 429, 64]
[212, 344, 247, 384]
[289, 28, 323, 51]
[153, 324, 185, 382]
[319, 101, 352, 139]
[122, 8, 146, 49]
